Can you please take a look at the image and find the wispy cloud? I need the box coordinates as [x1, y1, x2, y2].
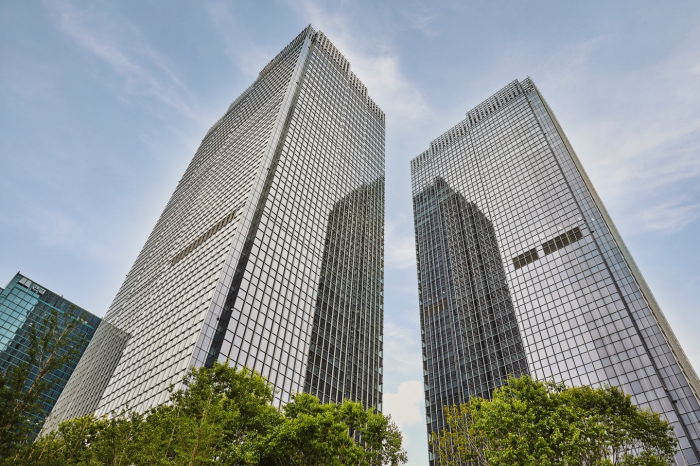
[44, 0, 201, 119]
[287, 0, 429, 124]
[640, 198, 700, 233]
[204, 1, 275, 77]
[602, 133, 700, 233]
[403, 11, 439, 37]
[516, 22, 700, 235]
[605, 140, 700, 192]
[20, 206, 116, 262]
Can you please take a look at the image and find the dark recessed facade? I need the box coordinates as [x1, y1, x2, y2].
[411, 78, 700, 466]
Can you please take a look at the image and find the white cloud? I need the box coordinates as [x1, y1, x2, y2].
[286, 0, 429, 123]
[385, 219, 416, 270]
[384, 380, 424, 441]
[384, 321, 422, 376]
[352, 54, 428, 123]
[44, 0, 201, 119]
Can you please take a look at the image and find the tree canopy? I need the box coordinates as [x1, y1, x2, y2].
[0, 306, 88, 459]
[11, 361, 407, 466]
[432, 375, 678, 466]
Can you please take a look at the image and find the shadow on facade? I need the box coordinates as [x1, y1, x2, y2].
[305, 178, 384, 410]
[414, 177, 528, 437]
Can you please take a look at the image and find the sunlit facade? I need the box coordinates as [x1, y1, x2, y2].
[45, 26, 384, 432]
[412, 78, 700, 465]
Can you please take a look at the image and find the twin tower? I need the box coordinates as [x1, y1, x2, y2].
[45, 26, 700, 466]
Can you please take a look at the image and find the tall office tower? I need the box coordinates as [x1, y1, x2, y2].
[0, 273, 101, 436]
[411, 78, 700, 466]
[45, 26, 384, 433]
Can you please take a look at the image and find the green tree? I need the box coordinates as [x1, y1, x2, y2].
[0, 306, 89, 460]
[431, 402, 489, 466]
[260, 392, 406, 466]
[21, 361, 407, 466]
[432, 375, 678, 466]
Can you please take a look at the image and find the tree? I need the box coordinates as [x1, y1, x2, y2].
[431, 402, 489, 466]
[20, 361, 407, 466]
[432, 375, 678, 466]
[0, 306, 89, 460]
[260, 392, 406, 466]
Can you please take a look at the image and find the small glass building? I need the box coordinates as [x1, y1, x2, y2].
[0, 273, 100, 435]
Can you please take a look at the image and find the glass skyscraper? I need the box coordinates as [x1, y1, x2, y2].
[411, 78, 700, 465]
[45, 26, 384, 432]
[0, 273, 100, 435]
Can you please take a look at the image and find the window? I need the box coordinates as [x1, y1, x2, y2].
[512, 248, 539, 270]
[542, 227, 584, 255]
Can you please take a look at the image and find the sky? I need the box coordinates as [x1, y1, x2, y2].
[2, 1, 700, 464]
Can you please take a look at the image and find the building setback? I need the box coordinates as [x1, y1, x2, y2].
[45, 26, 384, 431]
[411, 78, 700, 466]
[0, 273, 100, 437]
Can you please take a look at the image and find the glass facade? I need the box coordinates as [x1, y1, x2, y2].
[46, 26, 384, 431]
[411, 78, 700, 466]
[413, 178, 529, 422]
[0, 273, 100, 436]
[306, 179, 384, 409]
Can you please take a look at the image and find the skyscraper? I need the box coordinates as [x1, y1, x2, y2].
[45, 26, 384, 431]
[411, 78, 700, 466]
[0, 273, 101, 436]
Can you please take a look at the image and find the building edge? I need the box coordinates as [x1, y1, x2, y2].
[190, 26, 387, 375]
[188, 28, 316, 371]
[529, 79, 700, 402]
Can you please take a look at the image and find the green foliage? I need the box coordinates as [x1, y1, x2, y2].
[0, 306, 89, 460]
[260, 392, 406, 466]
[432, 375, 678, 466]
[15, 361, 407, 466]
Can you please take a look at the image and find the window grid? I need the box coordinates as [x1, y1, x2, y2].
[411, 78, 700, 466]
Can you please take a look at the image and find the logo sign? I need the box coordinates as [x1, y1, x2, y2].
[31, 284, 46, 295]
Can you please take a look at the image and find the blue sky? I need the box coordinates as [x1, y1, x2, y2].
[2, 1, 700, 464]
